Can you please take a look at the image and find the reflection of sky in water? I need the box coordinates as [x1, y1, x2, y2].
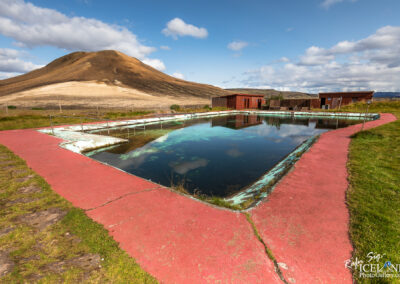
[89, 116, 361, 197]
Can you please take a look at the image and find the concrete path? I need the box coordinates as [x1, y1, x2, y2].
[0, 113, 396, 283]
[250, 113, 397, 283]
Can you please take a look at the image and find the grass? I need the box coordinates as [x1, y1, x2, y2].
[0, 144, 157, 283]
[339, 101, 400, 283]
[0, 107, 233, 131]
[0, 108, 155, 131]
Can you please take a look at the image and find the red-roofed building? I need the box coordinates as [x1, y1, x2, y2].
[212, 94, 265, 110]
[319, 91, 374, 109]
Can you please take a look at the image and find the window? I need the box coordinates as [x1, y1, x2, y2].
[327, 97, 332, 101]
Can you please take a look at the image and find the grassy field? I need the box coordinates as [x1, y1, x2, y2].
[0, 145, 157, 283]
[340, 101, 400, 283]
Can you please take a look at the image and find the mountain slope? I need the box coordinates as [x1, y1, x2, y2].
[0, 50, 229, 98]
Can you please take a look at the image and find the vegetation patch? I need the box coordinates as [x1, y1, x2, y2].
[342, 101, 400, 283]
[0, 145, 157, 283]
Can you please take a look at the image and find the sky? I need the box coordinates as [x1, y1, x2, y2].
[0, 0, 400, 93]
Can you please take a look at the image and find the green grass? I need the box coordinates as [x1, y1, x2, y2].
[104, 110, 152, 119]
[0, 109, 154, 131]
[341, 101, 400, 283]
[0, 144, 157, 283]
[0, 107, 233, 131]
[0, 115, 94, 131]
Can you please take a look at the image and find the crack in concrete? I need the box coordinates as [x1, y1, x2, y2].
[243, 213, 289, 284]
[85, 186, 161, 212]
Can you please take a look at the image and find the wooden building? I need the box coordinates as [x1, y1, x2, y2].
[269, 98, 320, 110]
[318, 91, 374, 109]
[212, 94, 265, 110]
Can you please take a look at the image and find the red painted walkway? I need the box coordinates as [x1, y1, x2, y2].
[0, 113, 396, 283]
[251, 113, 396, 283]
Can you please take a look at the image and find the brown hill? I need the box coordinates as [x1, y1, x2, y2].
[0, 50, 230, 99]
[226, 88, 317, 99]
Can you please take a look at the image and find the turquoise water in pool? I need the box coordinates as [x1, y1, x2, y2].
[87, 114, 365, 197]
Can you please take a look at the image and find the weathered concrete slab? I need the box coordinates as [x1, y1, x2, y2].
[87, 189, 279, 283]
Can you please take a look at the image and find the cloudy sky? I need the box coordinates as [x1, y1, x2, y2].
[0, 0, 399, 93]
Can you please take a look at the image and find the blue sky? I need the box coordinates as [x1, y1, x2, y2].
[0, 0, 400, 92]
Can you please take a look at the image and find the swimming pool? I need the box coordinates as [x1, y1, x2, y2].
[85, 113, 368, 208]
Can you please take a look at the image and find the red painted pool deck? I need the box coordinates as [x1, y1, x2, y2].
[0, 113, 396, 283]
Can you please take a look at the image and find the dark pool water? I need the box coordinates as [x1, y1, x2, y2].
[87, 115, 364, 197]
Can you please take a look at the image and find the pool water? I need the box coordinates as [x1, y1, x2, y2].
[87, 114, 365, 197]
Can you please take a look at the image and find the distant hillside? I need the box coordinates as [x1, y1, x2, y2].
[0, 50, 230, 99]
[226, 88, 316, 99]
[374, 92, 400, 98]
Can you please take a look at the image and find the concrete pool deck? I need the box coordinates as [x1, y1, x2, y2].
[0, 112, 396, 283]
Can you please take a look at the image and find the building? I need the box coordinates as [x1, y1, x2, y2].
[212, 94, 265, 110]
[269, 98, 320, 110]
[318, 91, 374, 109]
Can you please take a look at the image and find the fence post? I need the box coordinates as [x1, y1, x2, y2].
[58, 97, 62, 113]
[49, 115, 54, 135]
[5, 102, 8, 115]
[80, 118, 84, 131]
[361, 101, 371, 131]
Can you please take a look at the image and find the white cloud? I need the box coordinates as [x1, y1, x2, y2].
[321, 0, 357, 9]
[279, 57, 290, 63]
[0, 0, 165, 70]
[227, 41, 248, 51]
[299, 46, 335, 66]
[172, 72, 185, 80]
[160, 45, 171, 50]
[162, 18, 208, 39]
[241, 26, 400, 92]
[0, 48, 42, 73]
[142, 58, 166, 71]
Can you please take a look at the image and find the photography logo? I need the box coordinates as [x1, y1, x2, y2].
[345, 252, 400, 279]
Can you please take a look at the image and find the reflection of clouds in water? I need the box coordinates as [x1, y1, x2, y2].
[264, 137, 283, 143]
[290, 135, 312, 144]
[120, 146, 158, 160]
[119, 144, 159, 168]
[153, 133, 169, 143]
[244, 123, 323, 141]
[226, 148, 243, 158]
[169, 158, 208, 175]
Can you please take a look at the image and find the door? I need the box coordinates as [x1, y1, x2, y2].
[320, 98, 326, 108]
[244, 98, 250, 108]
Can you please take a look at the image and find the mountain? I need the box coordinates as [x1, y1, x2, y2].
[0, 50, 229, 99]
[225, 88, 316, 99]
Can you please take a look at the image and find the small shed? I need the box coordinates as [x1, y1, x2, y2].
[319, 91, 374, 109]
[212, 94, 265, 110]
